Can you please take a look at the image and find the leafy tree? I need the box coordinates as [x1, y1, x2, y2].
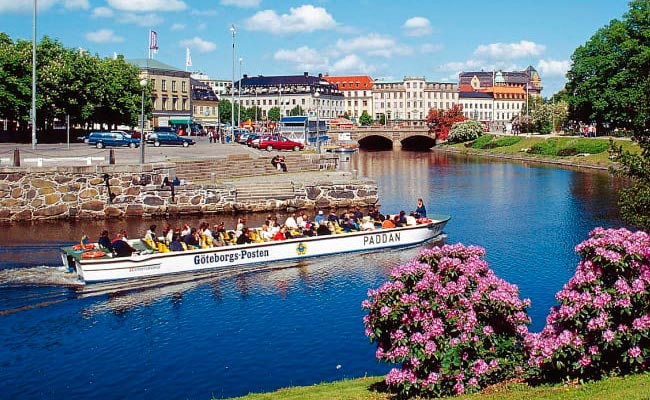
[358, 110, 372, 126]
[426, 104, 466, 140]
[289, 105, 304, 116]
[0, 33, 31, 124]
[378, 113, 386, 125]
[267, 106, 280, 122]
[218, 98, 232, 124]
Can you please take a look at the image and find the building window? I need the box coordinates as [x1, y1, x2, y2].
[182, 81, 187, 92]
[362, 100, 367, 107]
[172, 81, 177, 91]
[161, 80, 167, 91]
[172, 97, 178, 110]
[162, 97, 168, 110]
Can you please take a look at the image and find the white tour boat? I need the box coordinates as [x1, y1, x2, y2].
[60, 214, 450, 283]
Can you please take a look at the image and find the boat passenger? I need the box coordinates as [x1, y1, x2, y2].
[398, 211, 408, 226]
[382, 219, 396, 229]
[236, 228, 253, 245]
[414, 198, 427, 218]
[273, 225, 289, 241]
[180, 224, 191, 236]
[97, 230, 114, 253]
[316, 221, 331, 236]
[327, 208, 339, 223]
[314, 210, 325, 225]
[369, 204, 385, 222]
[169, 234, 184, 251]
[360, 216, 375, 231]
[182, 228, 200, 248]
[235, 218, 247, 238]
[111, 233, 136, 257]
[353, 206, 363, 221]
[259, 224, 275, 241]
[285, 213, 298, 229]
[162, 224, 173, 245]
[144, 224, 159, 244]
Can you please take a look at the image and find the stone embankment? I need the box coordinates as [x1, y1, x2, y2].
[0, 152, 378, 222]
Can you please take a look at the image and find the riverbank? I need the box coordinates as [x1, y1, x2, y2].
[435, 134, 640, 171]
[223, 373, 650, 400]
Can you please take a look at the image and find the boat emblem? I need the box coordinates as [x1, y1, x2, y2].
[296, 242, 307, 255]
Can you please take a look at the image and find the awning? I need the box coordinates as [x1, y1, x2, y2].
[169, 118, 192, 125]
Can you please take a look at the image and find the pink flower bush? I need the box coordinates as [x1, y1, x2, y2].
[525, 228, 650, 381]
[362, 243, 531, 397]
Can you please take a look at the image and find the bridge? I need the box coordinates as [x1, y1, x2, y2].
[328, 126, 437, 150]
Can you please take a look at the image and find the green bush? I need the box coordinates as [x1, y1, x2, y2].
[493, 136, 523, 147]
[448, 120, 485, 144]
[557, 147, 578, 156]
[572, 140, 609, 154]
[471, 134, 494, 149]
[528, 139, 560, 155]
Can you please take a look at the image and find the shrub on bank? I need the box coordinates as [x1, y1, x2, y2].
[362, 244, 531, 398]
[470, 134, 494, 149]
[448, 120, 485, 144]
[528, 138, 610, 156]
[525, 227, 650, 382]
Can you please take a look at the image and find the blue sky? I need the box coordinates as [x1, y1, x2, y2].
[0, 0, 632, 96]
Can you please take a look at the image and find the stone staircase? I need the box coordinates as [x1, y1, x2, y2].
[173, 153, 325, 184]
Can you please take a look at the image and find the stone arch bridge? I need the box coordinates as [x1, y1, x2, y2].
[329, 127, 437, 150]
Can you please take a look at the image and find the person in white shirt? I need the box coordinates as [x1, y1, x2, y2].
[285, 213, 298, 229]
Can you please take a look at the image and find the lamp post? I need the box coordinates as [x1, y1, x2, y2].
[314, 91, 320, 153]
[238, 57, 242, 128]
[31, 0, 37, 149]
[139, 78, 147, 164]
[230, 24, 236, 143]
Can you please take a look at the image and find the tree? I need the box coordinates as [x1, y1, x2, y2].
[447, 120, 484, 143]
[565, 0, 650, 230]
[425, 104, 466, 140]
[289, 105, 304, 116]
[218, 99, 232, 124]
[358, 110, 372, 126]
[267, 106, 280, 122]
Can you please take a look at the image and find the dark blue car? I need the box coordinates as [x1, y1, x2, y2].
[147, 132, 195, 147]
[83, 131, 140, 149]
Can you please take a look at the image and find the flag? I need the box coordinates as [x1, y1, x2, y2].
[80, 232, 89, 247]
[186, 48, 192, 67]
[149, 30, 159, 52]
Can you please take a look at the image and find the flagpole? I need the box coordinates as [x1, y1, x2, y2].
[148, 30, 151, 59]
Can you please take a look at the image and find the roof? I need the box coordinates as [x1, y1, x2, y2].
[280, 116, 308, 123]
[459, 92, 493, 99]
[128, 58, 186, 72]
[239, 74, 331, 88]
[488, 86, 526, 95]
[323, 75, 373, 90]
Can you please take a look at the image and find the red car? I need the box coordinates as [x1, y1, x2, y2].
[256, 135, 304, 151]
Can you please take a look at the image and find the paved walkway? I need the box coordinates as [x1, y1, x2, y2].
[0, 136, 270, 167]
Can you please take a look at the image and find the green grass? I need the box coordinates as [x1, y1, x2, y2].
[220, 373, 650, 400]
[444, 135, 641, 169]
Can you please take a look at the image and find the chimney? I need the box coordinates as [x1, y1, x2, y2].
[318, 73, 323, 79]
[304, 72, 308, 77]
[243, 74, 248, 79]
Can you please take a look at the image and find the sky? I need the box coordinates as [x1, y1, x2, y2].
[0, 0, 633, 96]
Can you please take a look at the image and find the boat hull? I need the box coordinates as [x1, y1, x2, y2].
[61, 216, 449, 283]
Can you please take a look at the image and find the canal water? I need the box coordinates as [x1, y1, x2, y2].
[0, 150, 624, 399]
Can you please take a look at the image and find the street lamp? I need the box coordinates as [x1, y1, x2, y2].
[139, 78, 147, 164]
[230, 24, 236, 143]
[31, 0, 37, 149]
[238, 57, 242, 128]
[314, 91, 320, 153]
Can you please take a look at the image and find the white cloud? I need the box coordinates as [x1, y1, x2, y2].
[191, 9, 218, 16]
[330, 54, 374, 74]
[274, 46, 329, 71]
[179, 37, 217, 53]
[437, 59, 484, 72]
[0, 0, 63, 14]
[91, 6, 113, 18]
[171, 23, 185, 31]
[220, 0, 260, 7]
[118, 12, 164, 26]
[63, 0, 89, 10]
[107, 0, 186, 12]
[335, 33, 412, 58]
[420, 43, 443, 53]
[403, 17, 432, 37]
[537, 59, 570, 77]
[244, 5, 336, 34]
[86, 29, 124, 43]
[474, 40, 545, 59]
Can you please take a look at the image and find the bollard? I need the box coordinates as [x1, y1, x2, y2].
[13, 148, 20, 167]
[109, 149, 115, 164]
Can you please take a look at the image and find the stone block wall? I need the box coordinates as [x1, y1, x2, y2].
[0, 155, 378, 222]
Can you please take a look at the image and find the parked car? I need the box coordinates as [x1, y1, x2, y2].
[83, 131, 140, 149]
[246, 134, 261, 147]
[256, 135, 304, 151]
[147, 132, 195, 147]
